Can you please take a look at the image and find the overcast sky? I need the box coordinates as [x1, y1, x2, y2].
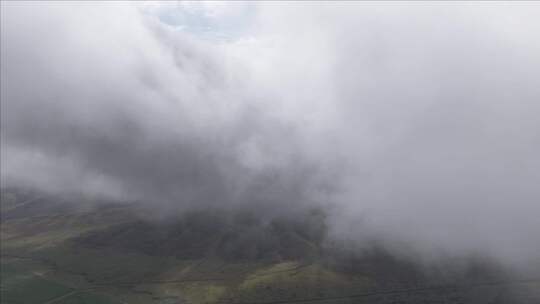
[2, 1, 540, 269]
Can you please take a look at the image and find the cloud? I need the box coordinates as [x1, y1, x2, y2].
[2, 2, 540, 269]
[247, 3, 540, 266]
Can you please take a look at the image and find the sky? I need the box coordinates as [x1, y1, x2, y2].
[1, 1, 540, 270]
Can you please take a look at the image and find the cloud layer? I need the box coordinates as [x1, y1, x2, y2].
[2, 2, 540, 269]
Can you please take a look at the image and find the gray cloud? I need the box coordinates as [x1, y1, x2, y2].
[1, 2, 540, 270]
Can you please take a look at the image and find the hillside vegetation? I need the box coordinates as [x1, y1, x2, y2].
[1, 188, 539, 304]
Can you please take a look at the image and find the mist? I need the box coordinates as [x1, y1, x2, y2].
[1, 2, 539, 272]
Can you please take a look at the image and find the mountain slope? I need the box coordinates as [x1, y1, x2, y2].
[1, 188, 539, 304]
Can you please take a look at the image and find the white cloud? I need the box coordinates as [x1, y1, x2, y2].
[2, 1, 540, 270]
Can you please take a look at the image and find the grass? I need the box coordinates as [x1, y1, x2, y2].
[1, 277, 72, 304]
[1, 259, 73, 304]
[56, 292, 120, 304]
[3, 190, 535, 304]
[35, 245, 178, 284]
[235, 262, 371, 302]
[0, 208, 375, 304]
[171, 282, 227, 303]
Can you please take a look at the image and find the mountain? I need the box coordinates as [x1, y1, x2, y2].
[1, 188, 539, 304]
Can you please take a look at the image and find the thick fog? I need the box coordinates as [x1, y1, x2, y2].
[1, 2, 539, 269]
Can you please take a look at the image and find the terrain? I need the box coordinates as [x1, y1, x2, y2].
[1, 188, 539, 304]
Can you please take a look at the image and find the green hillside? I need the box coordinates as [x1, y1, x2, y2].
[1, 188, 539, 304]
